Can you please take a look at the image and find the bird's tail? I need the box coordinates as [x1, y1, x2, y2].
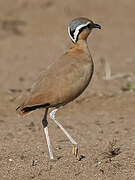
[16, 104, 28, 116]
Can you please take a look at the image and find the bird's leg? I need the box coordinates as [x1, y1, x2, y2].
[42, 108, 54, 160]
[50, 108, 80, 160]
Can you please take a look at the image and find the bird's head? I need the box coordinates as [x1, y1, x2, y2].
[68, 17, 101, 43]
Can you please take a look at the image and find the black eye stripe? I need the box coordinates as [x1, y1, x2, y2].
[75, 24, 90, 42]
[70, 29, 75, 41]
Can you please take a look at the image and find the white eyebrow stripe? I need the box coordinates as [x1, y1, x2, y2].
[68, 26, 75, 43]
[74, 22, 90, 42]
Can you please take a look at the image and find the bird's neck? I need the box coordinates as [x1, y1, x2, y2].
[77, 39, 89, 51]
[70, 39, 91, 57]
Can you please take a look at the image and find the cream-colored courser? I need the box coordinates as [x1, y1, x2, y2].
[16, 17, 101, 160]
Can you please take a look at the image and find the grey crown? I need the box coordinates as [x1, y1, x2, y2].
[69, 18, 89, 32]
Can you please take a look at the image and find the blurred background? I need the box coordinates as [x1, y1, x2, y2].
[0, 0, 134, 92]
[0, 0, 135, 179]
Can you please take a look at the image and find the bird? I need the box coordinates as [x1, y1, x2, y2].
[16, 17, 101, 161]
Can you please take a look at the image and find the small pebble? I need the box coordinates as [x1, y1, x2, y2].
[9, 158, 13, 162]
[32, 160, 38, 166]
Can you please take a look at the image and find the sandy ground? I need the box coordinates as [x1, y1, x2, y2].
[0, 0, 135, 179]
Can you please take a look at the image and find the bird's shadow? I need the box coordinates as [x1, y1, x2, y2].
[55, 154, 86, 161]
[79, 154, 85, 161]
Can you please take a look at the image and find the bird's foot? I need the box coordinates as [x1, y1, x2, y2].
[72, 144, 81, 160]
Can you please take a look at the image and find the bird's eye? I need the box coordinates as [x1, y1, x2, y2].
[87, 24, 92, 29]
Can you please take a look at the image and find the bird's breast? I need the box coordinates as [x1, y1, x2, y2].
[55, 53, 94, 105]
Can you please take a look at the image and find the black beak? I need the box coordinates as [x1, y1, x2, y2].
[93, 23, 101, 29]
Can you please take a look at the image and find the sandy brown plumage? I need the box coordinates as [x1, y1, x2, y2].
[16, 40, 94, 115]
